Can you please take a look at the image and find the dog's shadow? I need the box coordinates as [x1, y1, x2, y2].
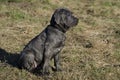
[0, 48, 43, 75]
[0, 48, 56, 76]
[0, 48, 20, 67]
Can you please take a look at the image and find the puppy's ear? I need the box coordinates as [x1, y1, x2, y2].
[50, 9, 61, 25]
[54, 12, 61, 24]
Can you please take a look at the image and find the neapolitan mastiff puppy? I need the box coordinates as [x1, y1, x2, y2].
[18, 8, 78, 74]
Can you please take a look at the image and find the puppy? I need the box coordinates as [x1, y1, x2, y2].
[18, 8, 78, 74]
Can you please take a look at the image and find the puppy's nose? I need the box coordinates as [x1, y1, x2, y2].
[75, 17, 79, 25]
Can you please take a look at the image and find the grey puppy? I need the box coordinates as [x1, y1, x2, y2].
[18, 8, 78, 74]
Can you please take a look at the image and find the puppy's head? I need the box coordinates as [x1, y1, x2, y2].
[50, 8, 78, 32]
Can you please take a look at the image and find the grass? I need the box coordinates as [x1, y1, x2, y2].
[0, 0, 120, 80]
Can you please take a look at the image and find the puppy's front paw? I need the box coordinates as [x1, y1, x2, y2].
[42, 66, 50, 75]
[52, 67, 62, 72]
[42, 71, 50, 75]
[56, 68, 62, 72]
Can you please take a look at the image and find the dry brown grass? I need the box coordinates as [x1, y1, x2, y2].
[0, 0, 120, 80]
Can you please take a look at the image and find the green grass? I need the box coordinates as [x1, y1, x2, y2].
[0, 0, 120, 80]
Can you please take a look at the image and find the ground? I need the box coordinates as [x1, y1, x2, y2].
[0, 0, 120, 80]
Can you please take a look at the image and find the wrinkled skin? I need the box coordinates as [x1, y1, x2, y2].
[18, 8, 79, 75]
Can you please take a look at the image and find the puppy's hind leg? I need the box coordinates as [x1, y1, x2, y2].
[19, 51, 37, 71]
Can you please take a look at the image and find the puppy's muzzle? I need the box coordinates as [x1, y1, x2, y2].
[73, 17, 79, 26]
